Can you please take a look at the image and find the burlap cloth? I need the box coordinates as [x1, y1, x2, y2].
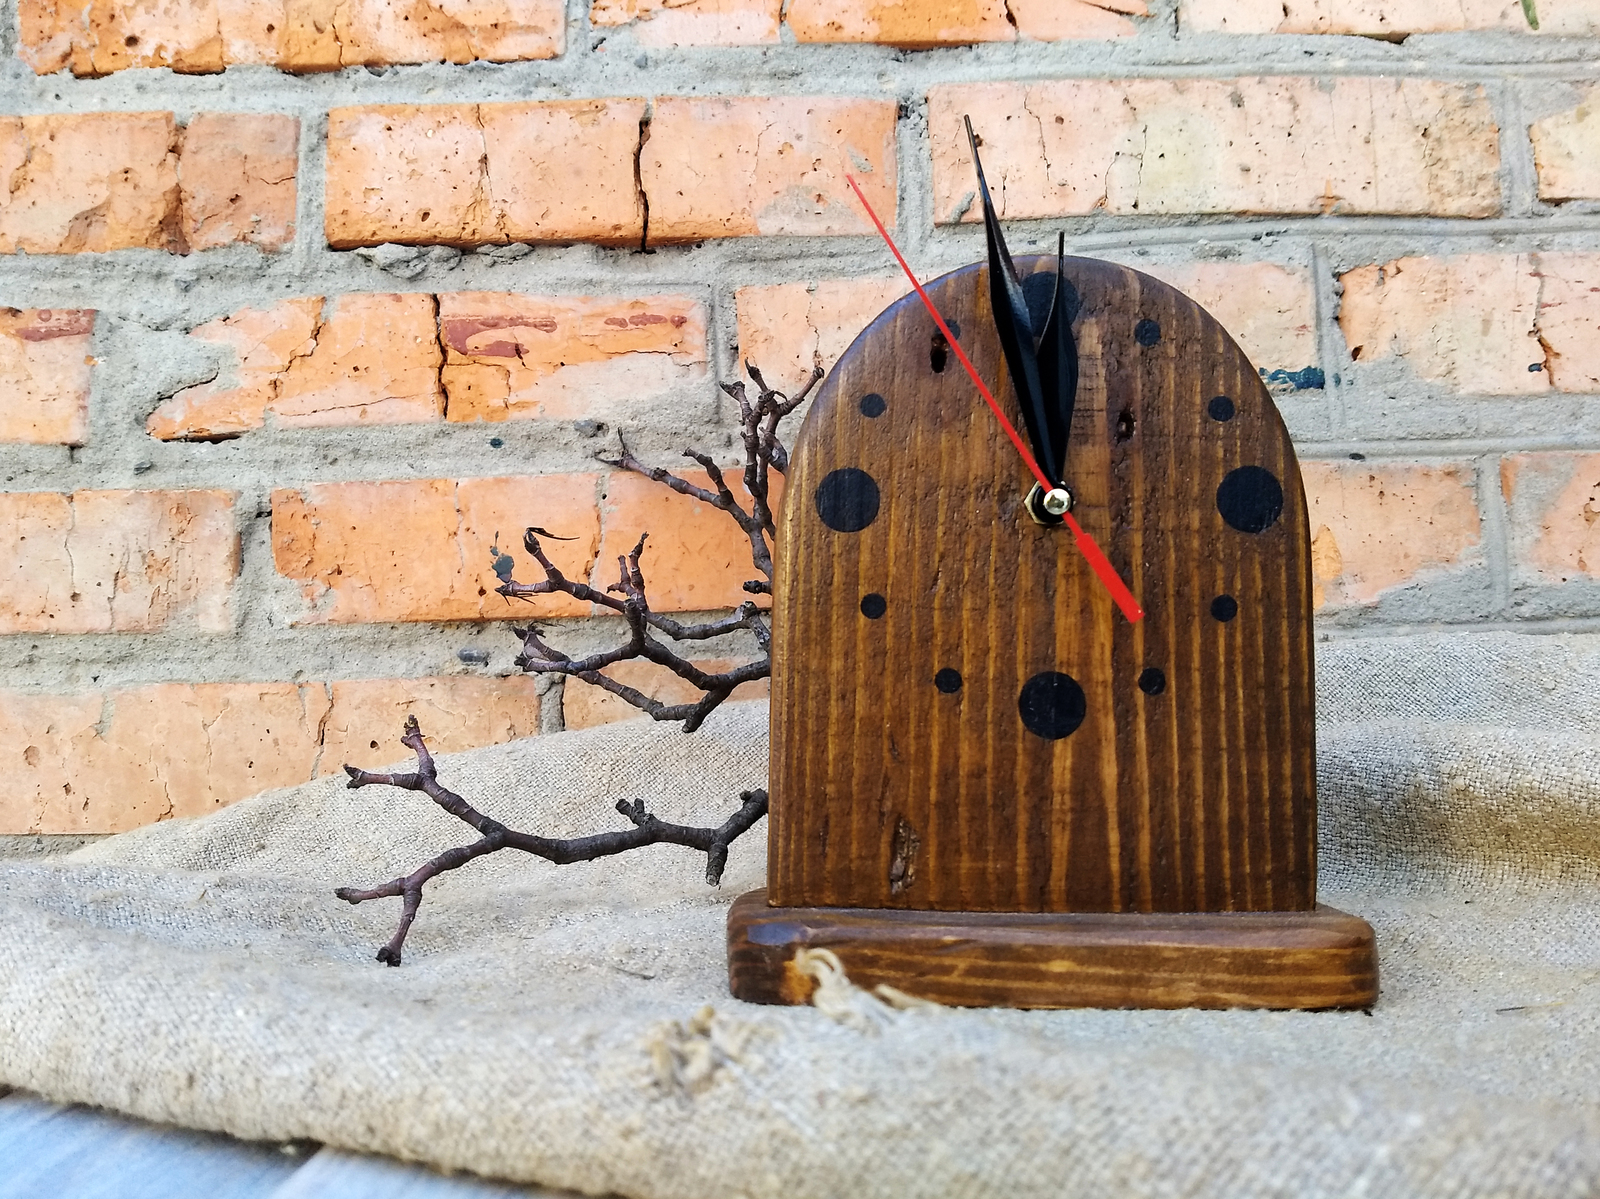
[3, 630, 1599, 1197]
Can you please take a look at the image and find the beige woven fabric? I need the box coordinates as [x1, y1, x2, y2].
[2, 630, 1599, 1197]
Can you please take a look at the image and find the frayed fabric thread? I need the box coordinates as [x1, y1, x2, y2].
[792, 947, 940, 1034]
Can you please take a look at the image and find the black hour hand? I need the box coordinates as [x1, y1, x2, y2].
[960, 113, 1062, 486]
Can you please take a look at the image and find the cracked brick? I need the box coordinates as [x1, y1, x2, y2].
[785, 0, 1146, 44]
[642, 96, 897, 241]
[439, 292, 706, 423]
[19, 0, 564, 76]
[590, 0, 782, 45]
[178, 113, 300, 252]
[0, 308, 95, 446]
[0, 489, 238, 634]
[325, 100, 646, 248]
[1338, 253, 1600, 395]
[0, 113, 184, 255]
[929, 78, 1501, 223]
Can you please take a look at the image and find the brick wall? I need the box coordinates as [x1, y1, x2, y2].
[2, 0, 1598, 835]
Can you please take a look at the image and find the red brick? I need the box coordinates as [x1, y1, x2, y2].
[1179, 0, 1600, 35]
[736, 278, 909, 384]
[1500, 453, 1600, 585]
[1133, 263, 1317, 378]
[642, 97, 897, 241]
[0, 113, 182, 254]
[0, 489, 237, 634]
[590, 0, 782, 45]
[179, 113, 299, 252]
[563, 658, 768, 729]
[0, 675, 542, 835]
[324, 101, 646, 249]
[596, 469, 785, 612]
[1536, 254, 1600, 393]
[930, 78, 1500, 222]
[271, 475, 600, 623]
[0, 308, 94, 445]
[1301, 461, 1482, 610]
[320, 676, 541, 771]
[20, 0, 564, 75]
[1338, 255, 1546, 395]
[149, 293, 443, 440]
[439, 292, 707, 423]
[19, 0, 225, 74]
[786, 0, 1145, 44]
[1338, 253, 1600, 395]
[1532, 89, 1600, 203]
[737, 263, 1314, 387]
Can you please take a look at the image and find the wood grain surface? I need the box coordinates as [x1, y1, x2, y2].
[728, 890, 1377, 1010]
[767, 257, 1317, 914]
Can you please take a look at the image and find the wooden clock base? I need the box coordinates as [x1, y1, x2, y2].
[727, 890, 1378, 1011]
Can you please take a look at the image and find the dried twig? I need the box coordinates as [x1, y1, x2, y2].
[336, 717, 769, 965]
[334, 361, 818, 964]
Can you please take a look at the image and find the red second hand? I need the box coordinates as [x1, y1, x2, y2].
[844, 175, 1144, 625]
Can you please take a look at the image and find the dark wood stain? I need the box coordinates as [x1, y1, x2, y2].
[729, 890, 1379, 1011]
[766, 257, 1317, 916]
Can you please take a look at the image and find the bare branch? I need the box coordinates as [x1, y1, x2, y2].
[337, 717, 768, 964]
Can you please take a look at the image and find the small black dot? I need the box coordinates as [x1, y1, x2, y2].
[814, 468, 881, 533]
[860, 593, 886, 619]
[1138, 668, 1166, 695]
[1211, 595, 1238, 622]
[1018, 671, 1086, 740]
[934, 668, 963, 694]
[1207, 395, 1235, 422]
[1216, 466, 1284, 534]
[489, 436, 504, 448]
[1115, 409, 1135, 442]
[859, 392, 886, 418]
[1135, 319, 1161, 347]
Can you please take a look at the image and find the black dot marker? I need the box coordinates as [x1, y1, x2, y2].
[1207, 395, 1235, 422]
[1138, 668, 1166, 696]
[814, 468, 881, 533]
[1135, 319, 1161, 347]
[859, 392, 886, 418]
[934, 668, 963, 694]
[860, 593, 886, 619]
[1018, 671, 1087, 740]
[1216, 466, 1284, 534]
[1211, 595, 1238, 622]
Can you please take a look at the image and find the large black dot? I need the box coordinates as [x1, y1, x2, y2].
[815, 468, 880, 533]
[1211, 595, 1238, 623]
[860, 593, 886, 619]
[1216, 466, 1284, 534]
[934, 668, 963, 694]
[1138, 668, 1166, 696]
[1018, 671, 1087, 740]
[1208, 395, 1235, 422]
[1135, 319, 1161, 347]
[859, 392, 886, 418]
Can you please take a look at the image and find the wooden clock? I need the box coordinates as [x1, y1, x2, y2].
[726, 128, 1378, 1011]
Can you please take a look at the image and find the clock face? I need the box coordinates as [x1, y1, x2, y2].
[767, 257, 1316, 915]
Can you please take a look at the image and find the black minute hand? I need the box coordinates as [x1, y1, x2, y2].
[1035, 231, 1078, 477]
[965, 116, 1061, 488]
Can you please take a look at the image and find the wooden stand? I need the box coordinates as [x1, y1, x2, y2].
[728, 889, 1377, 1010]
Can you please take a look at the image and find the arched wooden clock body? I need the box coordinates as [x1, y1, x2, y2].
[730, 257, 1377, 1010]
